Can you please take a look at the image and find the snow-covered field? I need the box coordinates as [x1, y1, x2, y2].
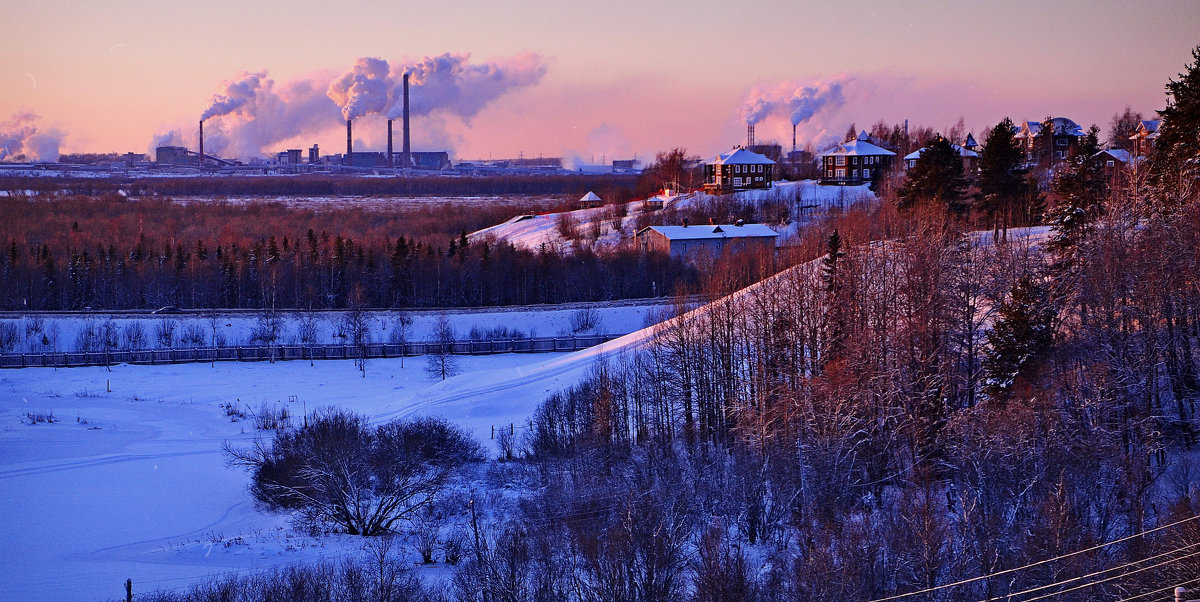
[0, 299, 671, 355]
[0, 300, 666, 601]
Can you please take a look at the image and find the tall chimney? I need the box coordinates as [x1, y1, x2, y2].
[747, 124, 755, 148]
[198, 120, 204, 168]
[402, 72, 411, 169]
[346, 119, 353, 162]
[792, 124, 797, 153]
[387, 119, 394, 168]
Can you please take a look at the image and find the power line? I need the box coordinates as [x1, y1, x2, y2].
[1015, 549, 1200, 602]
[866, 514, 1200, 602]
[1114, 576, 1200, 602]
[980, 542, 1200, 601]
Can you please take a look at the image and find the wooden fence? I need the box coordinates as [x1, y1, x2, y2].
[0, 334, 618, 369]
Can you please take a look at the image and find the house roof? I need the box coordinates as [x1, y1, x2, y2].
[964, 133, 978, 148]
[638, 223, 779, 241]
[1096, 149, 1132, 163]
[1131, 120, 1162, 139]
[706, 147, 777, 166]
[820, 138, 896, 158]
[579, 191, 601, 202]
[1014, 117, 1085, 138]
[904, 144, 980, 161]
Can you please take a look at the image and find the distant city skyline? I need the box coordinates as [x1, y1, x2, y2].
[3, 0, 1198, 162]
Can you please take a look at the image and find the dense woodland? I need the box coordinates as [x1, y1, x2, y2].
[0, 195, 711, 310]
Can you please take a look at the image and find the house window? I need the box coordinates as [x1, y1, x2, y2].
[863, 169, 871, 178]
[1056, 138, 1068, 146]
[836, 156, 845, 166]
[734, 177, 742, 186]
[836, 168, 845, 178]
[1107, 160, 1115, 167]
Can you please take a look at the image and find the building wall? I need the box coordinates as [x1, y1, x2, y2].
[821, 154, 890, 185]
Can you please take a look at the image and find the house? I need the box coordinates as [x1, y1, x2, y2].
[636, 222, 778, 260]
[1095, 148, 1133, 185]
[578, 191, 603, 209]
[904, 141, 980, 174]
[702, 147, 776, 193]
[1012, 117, 1086, 166]
[1129, 119, 1161, 158]
[819, 131, 896, 185]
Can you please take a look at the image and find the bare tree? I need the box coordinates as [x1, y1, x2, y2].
[425, 314, 460, 381]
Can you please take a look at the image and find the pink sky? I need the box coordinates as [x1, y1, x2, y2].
[4, 0, 1197, 162]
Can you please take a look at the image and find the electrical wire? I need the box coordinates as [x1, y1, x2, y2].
[866, 514, 1200, 602]
[1113, 575, 1200, 602]
[1014, 549, 1200, 602]
[979, 542, 1200, 601]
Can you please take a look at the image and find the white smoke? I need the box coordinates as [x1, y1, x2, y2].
[163, 53, 546, 160]
[201, 72, 267, 121]
[386, 53, 548, 121]
[738, 76, 852, 126]
[0, 112, 63, 161]
[174, 70, 341, 159]
[327, 57, 391, 121]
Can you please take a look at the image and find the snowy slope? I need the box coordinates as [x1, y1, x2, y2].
[471, 180, 876, 251]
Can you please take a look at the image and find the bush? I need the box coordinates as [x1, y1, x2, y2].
[138, 557, 432, 602]
[228, 409, 482, 536]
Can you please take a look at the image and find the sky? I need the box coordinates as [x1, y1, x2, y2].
[2, 0, 1198, 163]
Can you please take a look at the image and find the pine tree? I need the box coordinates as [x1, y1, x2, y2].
[898, 135, 969, 215]
[1150, 45, 1200, 207]
[982, 277, 1055, 399]
[1046, 126, 1104, 267]
[977, 118, 1024, 234]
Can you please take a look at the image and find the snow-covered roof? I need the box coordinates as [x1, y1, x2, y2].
[1014, 117, 1084, 138]
[706, 147, 777, 166]
[820, 138, 897, 158]
[903, 144, 980, 161]
[1131, 120, 1161, 139]
[1096, 149, 1132, 163]
[639, 223, 779, 241]
[579, 191, 601, 202]
[964, 133, 978, 148]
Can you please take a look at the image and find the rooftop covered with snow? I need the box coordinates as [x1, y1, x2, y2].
[639, 223, 779, 241]
[705, 147, 777, 166]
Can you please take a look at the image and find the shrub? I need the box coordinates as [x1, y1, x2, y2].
[227, 409, 482, 536]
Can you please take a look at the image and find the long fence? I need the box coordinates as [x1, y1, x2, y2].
[0, 334, 619, 369]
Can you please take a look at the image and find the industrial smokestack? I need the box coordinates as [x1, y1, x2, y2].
[198, 120, 204, 168]
[387, 119, 393, 168]
[747, 124, 755, 148]
[402, 72, 411, 169]
[792, 124, 797, 153]
[346, 119, 353, 161]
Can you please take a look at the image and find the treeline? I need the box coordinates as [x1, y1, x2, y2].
[0, 173, 640, 199]
[0, 194, 714, 310]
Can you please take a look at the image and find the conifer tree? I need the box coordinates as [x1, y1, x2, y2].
[982, 277, 1055, 399]
[898, 135, 969, 215]
[1150, 45, 1200, 207]
[1046, 126, 1104, 267]
[977, 118, 1024, 235]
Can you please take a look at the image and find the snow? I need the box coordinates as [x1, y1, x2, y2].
[903, 144, 980, 160]
[819, 138, 896, 157]
[0, 300, 670, 355]
[639, 223, 779, 241]
[0, 291, 686, 601]
[705, 148, 777, 165]
[473, 180, 877, 252]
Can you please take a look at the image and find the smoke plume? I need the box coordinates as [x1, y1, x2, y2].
[163, 53, 546, 160]
[387, 53, 547, 121]
[0, 112, 63, 161]
[327, 57, 392, 121]
[201, 72, 267, 121]
[738, 76, 851, 126]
